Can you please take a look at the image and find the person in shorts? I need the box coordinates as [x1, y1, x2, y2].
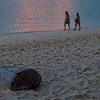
[64, 11, 70, 31]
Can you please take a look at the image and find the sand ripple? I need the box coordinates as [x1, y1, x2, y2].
[0, 30, 100, 100]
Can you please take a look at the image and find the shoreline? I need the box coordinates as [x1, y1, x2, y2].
[0, 27, 100, 45]
[0, 27, 100, 99]
[0, 26, 100, 36]
[0, 25, 100, 36]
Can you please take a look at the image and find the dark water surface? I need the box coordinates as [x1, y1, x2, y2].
[0, 0, 100, 34]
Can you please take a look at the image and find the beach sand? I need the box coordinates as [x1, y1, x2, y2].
[0, 28, 100, 100]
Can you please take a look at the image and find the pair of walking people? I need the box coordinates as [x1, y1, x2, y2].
[64, 11, 81, 31]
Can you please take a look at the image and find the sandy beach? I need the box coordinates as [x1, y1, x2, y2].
[0, 28, 100, 100]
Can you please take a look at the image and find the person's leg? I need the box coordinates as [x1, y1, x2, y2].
[74, 23, 77, 31]
[64, 23, 66, 30]
[78, 22, 81, 30]
[68, 24, 70, 30]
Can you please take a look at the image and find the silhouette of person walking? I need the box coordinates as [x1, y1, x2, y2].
[74, 13, 81, 31]
[64, 11, 70, 31]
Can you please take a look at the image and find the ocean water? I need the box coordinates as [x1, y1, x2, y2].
[0, 0, 100, 34]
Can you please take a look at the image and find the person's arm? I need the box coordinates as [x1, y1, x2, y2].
[68, 15, 70, 20]
[78, 16, 80, 22]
